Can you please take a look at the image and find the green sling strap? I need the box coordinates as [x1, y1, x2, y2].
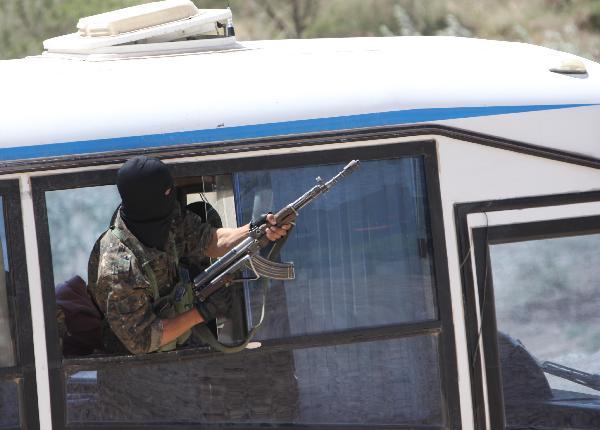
[193, 276, 269, 353]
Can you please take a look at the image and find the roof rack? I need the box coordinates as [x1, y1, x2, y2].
[42, 0, 238, 57]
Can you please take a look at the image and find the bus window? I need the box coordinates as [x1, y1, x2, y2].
[46, 185, 120, 287]
[0, 197, 14, 367]
[0, 244, 18, 428]
[45, 176, 240, 356]
[57, 155, 445, 427]
[225, 157, 443, 426]
[65, 335, 442, 425]
[490, 231, 600, 428]
[235, 158, 437, 339]
[0, 381, 19, 427]
[0, 195, 20, 428]
[38, 152, 451, 428]
[46, 185, 120, 356]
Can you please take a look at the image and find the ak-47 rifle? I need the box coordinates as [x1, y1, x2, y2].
[192, 160, 360, 302]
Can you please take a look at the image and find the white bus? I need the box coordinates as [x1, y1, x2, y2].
[0, 1, 599, 429]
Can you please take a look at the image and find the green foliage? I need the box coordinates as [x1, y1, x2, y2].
[1, 0, 599, 60]
[379, 1, 472, 37]
[0, 0, 148, 59]
[304, 0, 398, 38]
[578, 0, 600, 31]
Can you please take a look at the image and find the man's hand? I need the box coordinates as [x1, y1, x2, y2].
[206, 214, 292, 258]
[264, 213, 292, 242]
[195, 286, 232, 321]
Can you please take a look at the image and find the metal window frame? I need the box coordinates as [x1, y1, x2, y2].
[31, 138, 460, 430]
[3, 123, 600, 175]
[0, 180, 40, 430]
[455, 191, 600, 430]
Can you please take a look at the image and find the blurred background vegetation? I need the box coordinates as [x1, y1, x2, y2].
[1, 0, 599, 60]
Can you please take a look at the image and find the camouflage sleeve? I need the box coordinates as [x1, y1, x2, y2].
[96, 252, 163, 355]
[180, 211, 216, 260]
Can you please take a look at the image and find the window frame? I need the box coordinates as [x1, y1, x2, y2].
[0, 179, 39, 430]
[32, 139, 460, 430]
[455, 193, 600, 430]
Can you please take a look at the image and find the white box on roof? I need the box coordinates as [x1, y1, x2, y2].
[43, 6, 233, 54]
[77, 0, 199, 37]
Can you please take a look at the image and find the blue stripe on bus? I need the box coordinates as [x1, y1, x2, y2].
[0, 104, 593, 161]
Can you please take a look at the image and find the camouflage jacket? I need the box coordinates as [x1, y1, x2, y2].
[88, 207, 214, 355]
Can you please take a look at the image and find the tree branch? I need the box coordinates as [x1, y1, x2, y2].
[253, 0, 290, 35]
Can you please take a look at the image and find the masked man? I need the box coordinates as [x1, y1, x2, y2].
[88, 156, 289, 355]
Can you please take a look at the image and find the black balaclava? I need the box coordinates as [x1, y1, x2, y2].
[117, 156, 176, 250]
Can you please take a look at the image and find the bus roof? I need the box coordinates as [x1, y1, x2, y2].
[1, 36, 599, 163]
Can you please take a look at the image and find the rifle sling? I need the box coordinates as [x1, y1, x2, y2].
[194, 275, 269, 353]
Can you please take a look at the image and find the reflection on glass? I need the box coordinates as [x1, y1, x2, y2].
[235, 158, 436, 339]
[66, 336, 442, 426]
[0, 198, 8, 269]
[46, 185, 120, 285]
[490, 233, 600, 428]
[0, 196, 15, 368]
[0, 380, 20, 426]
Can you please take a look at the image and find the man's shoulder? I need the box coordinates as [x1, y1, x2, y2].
[95, 230, 130, 258]
[178, 208, 214, 236]
[89, 229, 134, 280]
[174, 208, 215, 255]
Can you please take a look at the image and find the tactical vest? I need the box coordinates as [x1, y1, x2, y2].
[109, 227, 194, 352]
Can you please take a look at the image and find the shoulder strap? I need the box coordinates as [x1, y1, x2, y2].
[109, 227, 160, 301]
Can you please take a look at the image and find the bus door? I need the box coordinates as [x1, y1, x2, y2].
[458, 195, 600, 430]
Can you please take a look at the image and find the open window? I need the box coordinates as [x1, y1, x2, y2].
[44, 173, 242, 357]
[459, 196, 600, 429]
[34, 142, 460, 429]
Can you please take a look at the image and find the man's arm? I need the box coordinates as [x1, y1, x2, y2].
[204, 214, 291, 258]
[204, 224, 250, 258]
[158, 215, 291, 347]
[159, 285, 232, 347]
[159, 308, 204, 347]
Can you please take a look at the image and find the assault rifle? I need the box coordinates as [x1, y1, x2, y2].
[193, 160, 360, 302]
[542, 361, 600, 392]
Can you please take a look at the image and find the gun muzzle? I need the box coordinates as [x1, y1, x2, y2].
[344, 159, 360, 172]
[323, 159, 360, 190]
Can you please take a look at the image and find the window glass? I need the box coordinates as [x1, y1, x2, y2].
[0, 198, 8, 269]
[490, 233, 600, 428]
[0, 196, 15, 367]
[50, 161, 445, 427]
[235, 158, 436, 339]
[0, 380, 20, 426]
[65, 335, 443, 426]
[46, 185, 120, 284]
